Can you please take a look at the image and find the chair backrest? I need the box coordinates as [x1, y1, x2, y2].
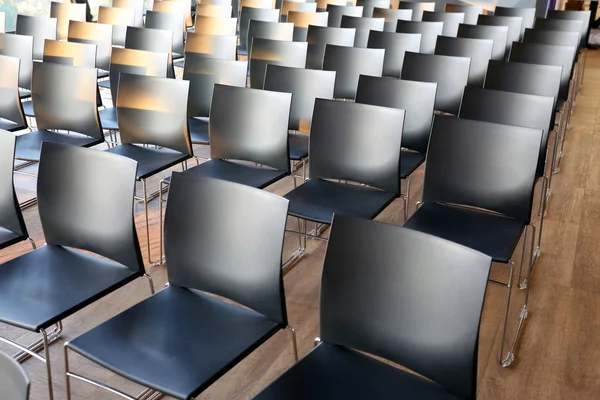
[367, 31, 421, 77]
[185, 33, 238, 59]
[50, 1, 86, 41]
[264, 65, 335, 132]
[125, 26, 175, 78]
[68, 21, 113, 71]
[476, 15, 522, 57]
[0, 33, 34, 90]
[0, 350, 30, 400]
[152, 0, 189, 27]
[288, 11, 329, 41]
[321, 213, 491, 400]
[113, 0, 145, 27]
[239, 7, 280, 48]
[434, 36, 493, 87]
[32, 62, 103, 140]
[546, 9, 590, 49]
[523, 28, 579, 59]
[247, 20, 294, 56]
[494, 6, 535, 36]
[340, 15, 385, 47]
[195, 4, 233, 18]
[165, 174, 289, 325]
[0, 131, 28, 240]
[183, 56, 247, 117]
[460, 86, 555, 177]
[281, 1, 318, 21]
[306, 25, 356, 69]
[145, 10, 185, 55]
[210, 84, 292, 172]
[250, 38, 307, 89]
[323, 45, 384, 99]
[203, 0, 233, 4]
[98, 6, 135, 47]
[317, 0, 346, 11]
[457, 23, 508, 61]
[356, 0, 391, 18]
[356, 75, 436, 154]
[533, 17, 583, 50]
[0, 12, 4, 33]
[162, 0, 193, 27]
[16, 15, 57, 61]
[0, 56, 27, 131]
[395, 20, 443, 54]
[42, 39, 96, 68]
[423, 115, 542, 222]
[401, 52, 470, 115]
[444, 3, 482, 25]
[38, 142, 144, 273]
[241, 0, 275, 9]
[309, 98, 403, 194]
[194, 16, 237, 35]
[326, 4, 364, 27]
[397, 1, 435, 21]
[372, 8, 412, 32]
[422, 10, 464, 36]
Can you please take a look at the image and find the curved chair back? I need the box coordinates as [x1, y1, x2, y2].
[533, 17, 583, 50]
[125, 26, 175, 78]
[264, 65, 335, 132]
[250, 38, 307, 89]
[152, 0, 189, 27]
[317, 0, 346, 10]
[477, 15, 522, 57]
[0, 56, 27, 132]
[547, 9, 590, 49]
[239, 7, 280, 48]
[321, 213, 491, 400]
[38, 142, 144, 273]
[434, 36, 493, 87]
[0, 33, 33, 90]
[50, 1, 86, 41]
[210, 84, 291, 171]
[194, 16, 237, 35]
[0, 350, 30, 400]
[457, 23, 508, 61]
[306, 25, 355, 69]
[401, 52, 470, 115]
[0, 132, 28, 240]
[356, 0, 391, 18]
[323, 45, 384, 99]
[113, 0, 145, 27]
[494, 6, 535, 36]
[68, 21, 113, 71]
[145, 10, 185, 55]
[98, 6, 135, 47]
[422, 10, 464, 36]
[310, 98, 403, 194]
[241, 0, 275, 9]
[424, 115, 542, 222]
[397, 1, 434, 21]
[356, 75, 435, 154]
[162, 0, 193, 27]
[340, 15, 385, 47]
[183, 56, 247, 117]
[281, 1, 317, 21]
[165, 174, 289, 325]
[247, 20, 294, 56]
[395, 20, 443, 54]
[367, 31, 420, 77]
[16, 15, 57, 61]
[288, 11, 329, 41]
[372, 8, 412, 32]
[203, 0, 233, 5]
[42, 39, 97, 68]
[195, 4, 233, 18]
[523, 28, 580, 59]
[185, 33, 237, 59]
[326, 4, 364, 27]
[444, 3, 482, 25]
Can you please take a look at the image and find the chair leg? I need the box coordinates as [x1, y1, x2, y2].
[401, 177, 411, 222]
[28, 237, 37, 249]
[64, 345, 72, 400]
[283, 217, 306, 274]
[42, 328, 55, 400]
[552, 109, 565, 175]
[142, 179, 153, 264]
[145, 273, 156, 294]
[287, 326, 299, 362]
[530, 176, 548, 271]
[159, 179, 168, 265]
[498, 258, 515, 367]
[12, 321, 63, 363]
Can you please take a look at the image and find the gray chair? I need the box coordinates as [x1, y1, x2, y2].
[281, 1, 318, 22]
[97, 5, 135, 47]
[477, 15, 522, 58]
[246, 20, 295, 58]
[125, 26, 176, 78]
[0, 33, 34, 92]
[50, 1, 86, 41]
[0, 351, 29, 400]
[306, 25, 356, 69]
[145, 10, 186, 58]
[372, 7, 412, 32]
[494, 6, 535, 37]
[457, 23, 508, 61]
[238, 7, 280, 55]
[444, 3, 482, 25]
[113, 0, 145, 27]
[422, 10, 464, 36]
[434, 36, 493, 87]
[0, 55, 28, 132]
[356, 0, 391, 18]
[547, 9, 590, 49]
[340, 15, 385, 47]
[250, 38, 308, 89]
[533, 18, 583, 49]
[326, 4, 364, 27]
[182, 33, 238, 61]
[523, 28, 580, 60]
[194, 15, 237, 35]
[195, 4, 233, 18]
[287, 11, 329, 41]
[397, 1, 434, 21]
[395, 20, 443, 54]
[323, 45, 384, 99]
[155, 0, 193, 28]
[68, 20, 113, 78]
[367, 31, 421, 77]
[15, 15, 57, 61]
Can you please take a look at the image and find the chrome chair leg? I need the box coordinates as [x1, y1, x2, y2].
[158, 179, 168, 265]
[401, 177, 411, 222]
[142, 179, 153, 264]
[287, 326, 299, 362]
[42, 328, 55, 400]
[283, 217, 307, 274]
[28, 237, 37, 249]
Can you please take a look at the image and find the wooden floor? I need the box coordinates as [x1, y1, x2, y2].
[2, 53, 600, 400]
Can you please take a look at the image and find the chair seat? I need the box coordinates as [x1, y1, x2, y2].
[284, 179, 397, 225]
[189, 117, 209, 144]
[99, 107, 118, 130]
[0, 245, 139, 332]
[0, 119, 26, 132]
[15, 130, 102, 162]
[174, 59, 185, 68]
[401, 150, 426, 179]
[98, 70, 110, 79]
[105, 144, 190, 180]
[19, 89, 31, 100]
[237, 44, 248, 56]
[255, 343, 462, 400]
[98, 80, 111, 90]
[67, 286, 280, 400]
[0, 227, 26, 251]
[21, 101, 34, 117]
[403, 202, 525, 263]
[289, 133, 308, 161]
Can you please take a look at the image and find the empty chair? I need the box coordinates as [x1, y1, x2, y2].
[50, 1, 86, 41]
[547, 9, 590, 49]
[356, 0, 391, 18]
[422, 10, 464, 36]
[184, 32, 238, 59]
[534, 17, 583, 48]
[42, 39, 96, 67]
[444, 3, 482, 25]
[317, 0, 346, 11]
[0, 56, 28, 132]
[477, 15, 522, 57]
[97, 5, 135, 46]
[241, 0, 275, 9]
[523, 28, 579, 58]
[202, 0, 234, 4]
[153, 0, 190, 28]
[494, 6, 535, 36]
[113, 0, 145, 27]
[435, 36, 493, 86]
[356, 75, 436, 219]
[238, 7, 280, 55]
[401, 52, 470, 115]
[340, 15, 384, 47]
[288, 11, 329, 41]
[195, 4, 233, 17]
[15, 15, 57, 61]
[145, 10, 186, 57]
[367, 31, 420, 76]
[0, 33, 34, 92]
[327, 4, 364, 27]
[125, 26, 176, 78]
[246, 20, 294, 58]
[250, 38, 307, 88]
[457, 23, 508, 61]
[306, 25, 356, 69]
[194, 16, 237, 35]
[162, 0, 194, 27]
[395, 20, 443, 54]
[372, 7, 412, 31]
[323, 45, 384, 99]
[281, 0, 318, 21]
[397, 1, 434, 21]
[0, 351, 29, 400]
[68, 21, 113, 77]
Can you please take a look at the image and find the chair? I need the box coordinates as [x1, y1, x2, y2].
[203, 0, 233, 4]
[281, 0, 318, 22]
[264, 65, 336, 181]
[444, 3, 482, 25]
[397, 1, 434, 21]
[372, 7, 412, 32]
[476, 15, 522, 58]
[153, 0, 190, 28]
[326, 4, 364, 27]
[323, 45, 384, 99]
[524, 28, 580, 60]
[65, 174, 296, 400]
[238, 7, 280, 55]
[0, 12, 4, 33]
[494, 6, 535, 37]
[194, 16, 237, 35]
[306, 25, 356, 69]
[67, 21, 113, 78]
[0, 141, 151, 400]
[97, 5, 135, 47]
[50, 1, 86, 41]
[340, 15, 384, 47]
[422, 10, 464, 36]
[356, 75, 436, 220]
[162, 0, 194, 27]
[0, 56, 28, 132]
[254, 213, 492, 400]
[367, 31, 421, 77]
[395, 20, 443, 54]
[113, 0, 145, 27]
[288, 11, 329, 41]
[434, 36, 493, 86]
[533, 17, 584, 47]
[317, 0, 346, 11]
[356, 0, 391, 18]
[401, 52, 470, 115]
[241, 0, 275, 9]
[404, 115, 543, 367]
[145, 10, 186, 58]
[546, 9, 590, 49]
[250, 38, 307, 89]
[0, 351, 29, 400]
[457, 23, 508, 61]
[125, 26, 176, 78]
[183, 32, 238, 60]
[0, 33, 34, 92]
[15, 15, 57, 61]
[195, 4, 233, 17]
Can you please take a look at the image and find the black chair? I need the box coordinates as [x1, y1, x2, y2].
[395, 20, 443, 54]
[340, 15, 385, 47]
[183, 32, 238, 60]
[533, 17, 583, 48]
[326, 4, 364, 27]
[145, 10, 186, 59]
[15, 14, 57, 61]
[0, 33, 34, 95]
[494, 6, 535, 37]
[367, 31, 421, 77]
[401, 52, 470, 115]
[0, 142, 152, 400]
[287, 11, 329, 41]
[523, 28, 580, 53]
[477, 15, 522, 58]
[323, 45, 384, 100]
[435, 36, 493, 87]
[254, 213, 492, 400]
[97, 5, 135, 47]
[0, 351, 29, 400]
[457, 23, 508, 61]
[246, 20, 295, 58]
[422, 10, 464, 36]
[238, 7, 280, 56]
[65, 174, 297, 400]
[124, 26, 176, 78]
[444, 3, 483, 25]
[372, 7, 413, 32]
[306, 25, 356, 69]
[357, 0, 391, 18]
[356, 75, 436, 220]
[404, 115, 542, 367]
[67, 20, 113, 79]
[0, 55, 28, 132]
[397, 1, 435, 21]
[546, 9, 590, 50]
[250, 38, 308, 89]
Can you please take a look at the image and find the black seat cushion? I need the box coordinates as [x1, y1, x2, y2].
[174, 59, 185, 68]
[0, 120, 26, 132]
[403, 202, 526, 263]
[255, 343, 462, 400]
[189, 117, 209, 144]
[67, 286, 280, 399]
[98, 70, 110, 79]
[0, 245, 139, 332]
[98, 80, 111, 90]
[400, 150, 426, 179]
[21, 100, 34, 117]
[19, 89, 31, 100]
[105, 144, 190, 180]
[0, 227, 26, 251]
[284, 179, 397, 225]
[99, 107, 118, 130]
[15, 130, 102, 161]
[237, 44, 248, 56]
[289, 133, 308, 161]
